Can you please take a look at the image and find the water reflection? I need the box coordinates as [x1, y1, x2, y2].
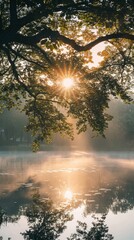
[68, 214, 113, 240]
[0, 194, 113, 240]
[0, 150, 134, 214]
[0, 150, 134, 239]
[22, 193, 72, 240]
[64, 190, 73, 201]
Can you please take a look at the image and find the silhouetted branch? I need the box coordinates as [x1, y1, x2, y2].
[2, 45, 35, 98]
[10, 0, 17, 26]
[15, 29, 134, 52]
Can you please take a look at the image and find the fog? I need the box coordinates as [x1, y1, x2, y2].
[0, 99, 134, 151]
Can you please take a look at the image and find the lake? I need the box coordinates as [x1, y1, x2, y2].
[0, 149, 134, 239]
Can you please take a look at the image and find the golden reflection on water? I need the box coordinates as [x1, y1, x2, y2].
[0, 150, 134, 211]
[0, 150, 134, 240]
[64, 189, 73, 201]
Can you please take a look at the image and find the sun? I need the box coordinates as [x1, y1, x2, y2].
[62, 77, 74, 89]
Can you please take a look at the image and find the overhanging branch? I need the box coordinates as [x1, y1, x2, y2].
[15, 28, 134, 52]
[8, 45, 48, 70]
[16, 2, 115, 30]
[2, 45, 35, 98]
[10, 0, 17, 26]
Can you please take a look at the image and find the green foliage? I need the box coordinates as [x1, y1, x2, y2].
[0, 0, 133, 149]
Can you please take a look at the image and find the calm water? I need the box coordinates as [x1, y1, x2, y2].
[0, 149, 134, 239]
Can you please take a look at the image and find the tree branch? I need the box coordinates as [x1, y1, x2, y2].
[2, 46, 35, 98]
[15, 29, 134, 52]
[16, 2, 115, 30]
[33, 44, 54, 66]
[10, 0, 17, 26]
[3, 0, 116, 43]
[8, 45, 48, 70]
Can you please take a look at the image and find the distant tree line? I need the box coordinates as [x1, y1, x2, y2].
[0, 109, 32, 145]
[0, 99, 134, 149]
[90, 99, 134, 151]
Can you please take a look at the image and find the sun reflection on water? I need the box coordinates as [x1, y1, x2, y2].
[64, 189, 73, 201]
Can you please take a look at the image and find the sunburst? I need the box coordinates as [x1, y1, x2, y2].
[62, 77, 74, 89]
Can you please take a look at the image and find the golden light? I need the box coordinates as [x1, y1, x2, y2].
[40, 74, 46, 80]
[62, 77, 74, 89]
[47, 80, 53, 86]
[39, 74, 53, 86]
[64, 189, 73, 201]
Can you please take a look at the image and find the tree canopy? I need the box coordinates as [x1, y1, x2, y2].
[0, 0, 134, 149]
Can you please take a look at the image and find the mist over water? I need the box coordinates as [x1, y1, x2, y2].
[0, 98, 134, 152]
[0, 98, 134, 239]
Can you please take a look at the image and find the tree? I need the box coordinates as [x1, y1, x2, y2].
[0, 108, 30, 144]
[0, 0, 133, 150]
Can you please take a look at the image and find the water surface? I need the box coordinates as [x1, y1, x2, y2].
[0, 150, 134, 239]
